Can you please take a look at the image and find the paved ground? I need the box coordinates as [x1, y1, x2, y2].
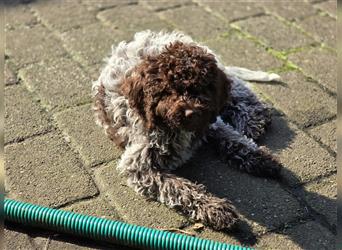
[4, 0, 337, 249]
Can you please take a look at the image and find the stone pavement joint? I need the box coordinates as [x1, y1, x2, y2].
[195, 0, 266, 24]
[234, 15, 316, 51]
[5, 132, 99, 208]
[54, 104, 121, 168]
[308, 119, 337, 154]
[5, 84, 52, 145]
[141, 0, 195, 12]
[18, 57, 92, 112]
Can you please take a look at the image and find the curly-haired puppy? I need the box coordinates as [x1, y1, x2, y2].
[92, 30, 282, 230]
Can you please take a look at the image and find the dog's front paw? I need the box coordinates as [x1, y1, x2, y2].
[254, 146, 282, 179]
[196, 196, 239, 230]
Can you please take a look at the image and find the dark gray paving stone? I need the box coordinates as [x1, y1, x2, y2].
[159, 5, 229, 41]
[256, 221, 335, 250]
[93, 163, 185, 229]
[205, 31, 283, 70]
[18, 57, 92, 111]
[314, 1, 337, 17]
[5, 4, 38, 29]
[297, 14, 336, 48]
[300, 175, 337, 227]
[63, 197, 121, 220]
[4, 229, 36, 250]
[263, 2, 317, 21]
[258, 116, 336, 186]
[5, 61, 18, 86]
[54, 104, 121, 168]
[251, 71, 336, 127]
[5, 85, 52, 144]
[142, 0, 193, 11]
[5, 132, 98, 207]
[197, 1, 265, 22]
[234, 15, 316, 50]
[176, 146, 306, 234]
[81, 0, 138, 11]
[97, 5, 173, 37]
[30, 0, 97, 32]
[5, 24, 66, 67]
[60, 22, 128, 66]
[308, 120, 336, 153]
[288, 48, 337, 94]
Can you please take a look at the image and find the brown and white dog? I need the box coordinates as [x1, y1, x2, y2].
[92, 30, 282, 230]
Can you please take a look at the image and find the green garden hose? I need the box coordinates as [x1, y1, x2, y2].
[4, 199, 253, 250]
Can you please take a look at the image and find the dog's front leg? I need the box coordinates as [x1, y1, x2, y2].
[118, 143, 239, 230]
[207, 117, 282, 179]
[221, 77, 271, 140]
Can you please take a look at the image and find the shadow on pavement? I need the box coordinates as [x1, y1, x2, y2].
[3, 0, 41, 6]
[5, 221, 137, 250]
[176, 114, 335, 249]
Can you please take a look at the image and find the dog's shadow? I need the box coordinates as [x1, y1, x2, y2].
[176, 113, 336, 249]
[5, 114, 335, 249]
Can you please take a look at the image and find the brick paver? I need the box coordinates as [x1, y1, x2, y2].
[31, 0, 97, 33]
[60, 23, 128, 67]
[97, 4, 173, 36]
[256, 221, 335, 250]
[94, 163, 185, 229]
[308, 119, 337, 153]
[159, 5, 228, 41]
[80, 0, 138, 11]
[4, 1, 336, 249]
[297, 14, 336, 48]
[142, 0, 193, 11]
[4, 229, 37, 250]
[204, 31, 283, 70]
[288, 48, 337, 94]
[234, 15, 316, 51]
[262, 2, 317, 21]
[54, 104, 121, 168]
[299, 175, 337, 227]
[259, 116, 336, 186]
[196, 1, 265, 23]
[63, 197, 121, 220]
[5, 132, 98, 207]
[6, 24, 66, 68]
[5, 5, 37, 29]
[252, 71, 336, 128]
[19, 57, 92, 111]
[4, 61, 18, 86]
[5, 85, 52, 144]
[314, 1, 337, 17]
[177, 146, 307, 234]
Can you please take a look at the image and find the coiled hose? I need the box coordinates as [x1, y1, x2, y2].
[4, 199, 253, 250]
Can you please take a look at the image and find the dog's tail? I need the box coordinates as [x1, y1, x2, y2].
[225, 66, 280, 82]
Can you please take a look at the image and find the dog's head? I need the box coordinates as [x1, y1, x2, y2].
[121, 41, 231, 133]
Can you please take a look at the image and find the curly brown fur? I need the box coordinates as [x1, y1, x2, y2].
[120, 42, 231, 134]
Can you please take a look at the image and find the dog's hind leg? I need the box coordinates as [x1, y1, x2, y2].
[207, 117, 282, 179]
[117, 143, 239, 230]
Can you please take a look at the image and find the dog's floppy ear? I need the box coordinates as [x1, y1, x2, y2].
[216, 69, 232, 111]
[121, 73, 145, 119]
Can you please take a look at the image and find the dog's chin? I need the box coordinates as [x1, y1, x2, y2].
[179, 115, 213, 134]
